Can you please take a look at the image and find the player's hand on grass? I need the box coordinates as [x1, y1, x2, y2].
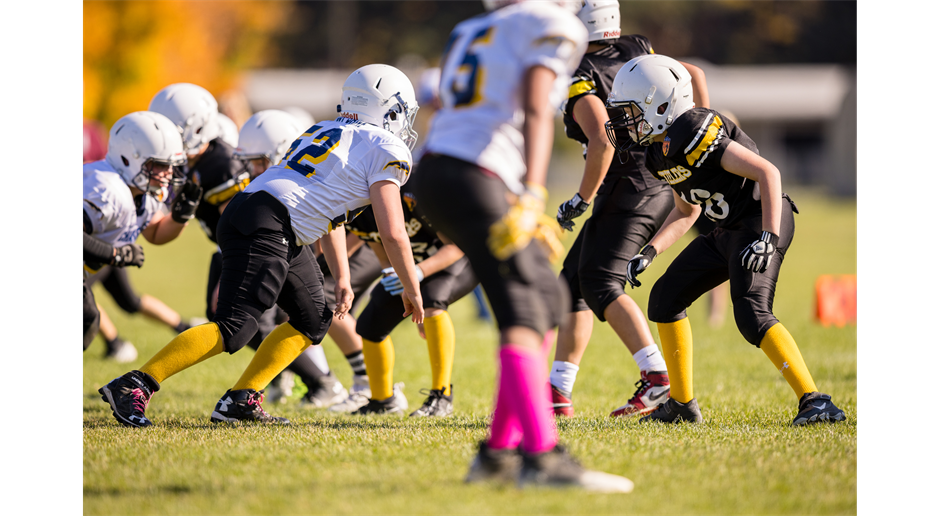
[556, 192, 590, 231]
[625, 244, 656, 288]
[740, 231, 778, 273]
[112, 243, 145, 268]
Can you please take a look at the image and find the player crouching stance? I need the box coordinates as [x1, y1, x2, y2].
[99, 64, 425, 427]
[412, 0, 631, 491]
[605, 54, 846, 426]
[84, 112, 198, 352]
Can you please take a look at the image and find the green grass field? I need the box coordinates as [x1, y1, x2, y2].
[83, 186, 856, 515]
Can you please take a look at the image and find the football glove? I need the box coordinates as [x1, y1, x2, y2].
[488, 184, 564, 263]
[112, 243, 145, 268]
[625, 244, 657, 288]
[171, 181, 203, 223]
[380, 266, 424, 296]
[556, 192, 590, 231]
[740, 231, 779, 273]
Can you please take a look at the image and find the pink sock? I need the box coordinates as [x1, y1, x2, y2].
[487, 345, 558, 454]
[539, 329, 555, 366]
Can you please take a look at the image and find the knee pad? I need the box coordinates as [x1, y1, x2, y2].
[732, 299, 778, 347]
[647, 279, 687, 324]
[215, 316, 260, 354]
[579, 272, 623, 321]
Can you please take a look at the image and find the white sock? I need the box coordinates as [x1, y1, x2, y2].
[549, 361, 579, 394]
[633, 345, 667, 373]
[304, 345, 330, 375]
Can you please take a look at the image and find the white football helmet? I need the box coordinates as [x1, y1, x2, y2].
[483, 0, 583, 13]
[148, 83, 220, 156]
[281, 106, 315, 129]
[605, 54, 693, 151]
[215, 113, 240, 148]
[578, 0, 620, 42]
[105, 111, 186, 195]
[234, 110, 305, 177]
[339, 64, 419, 150]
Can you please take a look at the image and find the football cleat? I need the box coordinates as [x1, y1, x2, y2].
[98, 371, 159, 428]
[104, 339, 138, 364]
[353, 383, 408, 415]
[328, 374, 371, 413]
[551, 385, 574, 417]
[266, 371, 296, 404]
[639, 397, 703, 424]
[465, 441, 522, 484]
[792, 392, 846, 426]
[409, 385, 454, 417]
[518, 444, 634, 493]
[610, 370, 670, 418]
[300, 372, 348, 409]
[210, 389, 289, 424]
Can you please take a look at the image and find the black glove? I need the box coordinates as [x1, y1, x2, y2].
[556, 192, 590, 231]
[626, 244, 657, 288]
[112, 243, 145, 268]
[740, 231, 779, 273]
[171, 181, 203, 223]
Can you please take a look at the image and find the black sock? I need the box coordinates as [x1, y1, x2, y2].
[345, 351, 367, 377]
[175, 321, 191, 334]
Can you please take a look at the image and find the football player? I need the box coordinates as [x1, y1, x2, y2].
[605, 54, 846, 426]
[231, 108, 364, 408]
[346, 176, 478, 417]
[551, 0, 709, 418]
[411, 0, 632, 491]
[99, 64, 425, 427]
[151, 92, 344, 407]
[83, 111, 200, 351]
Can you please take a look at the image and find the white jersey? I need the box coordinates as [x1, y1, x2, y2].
[83, 160, 165, 249]
[425, 2, 587, 194]
[245, 117, 413, 245]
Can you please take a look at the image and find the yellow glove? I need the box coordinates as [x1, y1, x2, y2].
[488, 184, 564, 263]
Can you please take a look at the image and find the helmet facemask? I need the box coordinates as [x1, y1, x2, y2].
[605, 101, 655, 163]
[234, 153, 270, 180]
[130, 156, 186, 197]
[383, 92, 419, 151]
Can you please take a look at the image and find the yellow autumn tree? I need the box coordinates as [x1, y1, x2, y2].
[84, 1, 292, 129]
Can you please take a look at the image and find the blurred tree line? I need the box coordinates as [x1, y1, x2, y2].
[84, 0, 855, 127]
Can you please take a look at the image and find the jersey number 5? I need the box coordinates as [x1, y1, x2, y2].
[447, 26, 494, 108]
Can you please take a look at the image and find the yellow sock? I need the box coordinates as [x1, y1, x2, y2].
[139, 323, 225, 384]
[760, 323, 818, 398]
[657, 319, 694, 403]
[362, 336, 395, 400]
[232, 323, 312, 392]
[424, 311, 455, 396]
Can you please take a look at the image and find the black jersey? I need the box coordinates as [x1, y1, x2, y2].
[189, 138, 249, 243]
[345, 181, 441, 263]
[646, 108, 762, 228]
[562, 35, 661, 193]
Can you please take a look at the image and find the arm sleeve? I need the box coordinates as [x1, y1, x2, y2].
[83, 232, 114, 265]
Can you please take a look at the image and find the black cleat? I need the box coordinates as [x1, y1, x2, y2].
[639, 397, 703, 424]
[98, 371, 159, 428]
[210, 389, 289, 424]
[409, 385, 454, 417]
[792, 392, 846, 426]
[352, 397, 405, 415]
[518, 444, 634, 493]
[465, 441, 522, 484]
